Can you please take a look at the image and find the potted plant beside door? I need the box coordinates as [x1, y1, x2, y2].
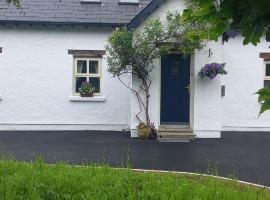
[79, 81, 95, 97]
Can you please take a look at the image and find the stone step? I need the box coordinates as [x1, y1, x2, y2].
[157, 138, 191, 143]
[159, 124, 190, 129]
[159, 134, 195, 140]
[158, 131, 195, 140]
[158, 127, 192, 132]
[158, 125, 195, 142]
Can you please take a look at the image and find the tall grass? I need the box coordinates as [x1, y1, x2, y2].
[0, 157, 269, 200]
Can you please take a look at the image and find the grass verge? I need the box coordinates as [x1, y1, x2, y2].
[0, 158, 269, 200]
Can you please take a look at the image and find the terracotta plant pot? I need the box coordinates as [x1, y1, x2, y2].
[137, 126, 151, 139]
[80, 93, 94, 97]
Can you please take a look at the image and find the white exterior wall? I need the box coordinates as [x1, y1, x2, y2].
[192, 40, 222, 138]
[0, 25, 130, 131]
[1, 0, 270, 136]
[222, 36, 270, 131]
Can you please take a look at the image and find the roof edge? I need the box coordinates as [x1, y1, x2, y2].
[128, 0, 166, 29]
[0, 20, 125, 27]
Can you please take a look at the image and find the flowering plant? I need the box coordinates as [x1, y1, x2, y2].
[198, 63, 227, 80]
[79, 81, 95, 97]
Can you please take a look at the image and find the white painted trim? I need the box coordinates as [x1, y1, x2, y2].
[264, 61, 270, 77]
[264, 61, 270, 88]
[73, 57, 102, 96]
[193, 130, 221, 138]
[222, 126, 270, 132]
[0, 124, 128, 131]
[119, 0, 139, 4]
[158, 58, 161, 127]
[189, 54, 195, 128]
[158, 55, 193, 127]
[130, 129, 138, 137]
[69, 95, 106, 102]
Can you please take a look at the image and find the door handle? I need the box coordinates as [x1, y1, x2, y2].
[185, 85, 190, 94]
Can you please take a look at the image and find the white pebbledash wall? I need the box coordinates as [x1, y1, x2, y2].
[0, 25, 131, 131]
[131, 0, 270, 138]
[1, 0, 270, 136]
[222, 36, 270, 131]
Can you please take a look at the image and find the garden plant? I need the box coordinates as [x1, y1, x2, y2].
[106, 12, 206, 136]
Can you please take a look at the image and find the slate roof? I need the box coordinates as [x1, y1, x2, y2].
[0, 0, 152, 26]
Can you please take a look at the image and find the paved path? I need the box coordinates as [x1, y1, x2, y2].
[0, 131, 269, 186]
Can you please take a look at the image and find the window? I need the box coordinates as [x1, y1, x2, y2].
[119, 0, 139, 5]
[80, 0, 101, 4]
[264, 62, 270, 89]
[74, 58, 102, 95]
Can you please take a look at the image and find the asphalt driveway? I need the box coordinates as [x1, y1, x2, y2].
[0, 131, 269, 186]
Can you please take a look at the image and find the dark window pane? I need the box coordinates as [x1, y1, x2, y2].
[264, 80, 270, 89]
[266, 64, 270, 76]
[75, 77, 87, 93]
[89, 77, 100, 93]
[89, 61, 99, 74]
[170, 60, 181, 75]
[77, 60, 87, 74]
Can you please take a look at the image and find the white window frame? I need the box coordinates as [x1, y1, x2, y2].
[73, 58, 102, 96]
[119, 0, 139, 4]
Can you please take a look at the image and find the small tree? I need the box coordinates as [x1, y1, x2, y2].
[183, 0, 270, 45]
[106, 12, 205, 129]
[182, 0, 270, 115]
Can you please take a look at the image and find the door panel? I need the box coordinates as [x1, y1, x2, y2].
[161, 54, 190, 124]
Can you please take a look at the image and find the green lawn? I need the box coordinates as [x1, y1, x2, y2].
[0, 159, 269, 200]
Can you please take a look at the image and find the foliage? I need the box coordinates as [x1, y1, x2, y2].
[0, 159, 270, 199]
[255, 88, 270, 115]
[137, 122, 151, 139]
[182, 0, 270, 45]
[182, 1, 270, 114]
[136, 122, 157, 139]
[6, 0, 20, 7]
[79, 81, 95, 96]
[198, 63, 227, 80]
[106, 12, 206, 126]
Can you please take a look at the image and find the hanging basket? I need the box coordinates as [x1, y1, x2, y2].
[198, 63, 227, 80]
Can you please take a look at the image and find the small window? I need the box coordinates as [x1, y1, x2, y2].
[74, 58, 102, 95]
[264, 62, 270, 89]
[80, 0, 101, 4]
[170, 60, 181, 75]
[119, 0, 139, 5]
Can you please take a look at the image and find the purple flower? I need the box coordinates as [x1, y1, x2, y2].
[199, 63, 227, 80]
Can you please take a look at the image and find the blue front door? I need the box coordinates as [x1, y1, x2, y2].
[161, 54, 190, 124]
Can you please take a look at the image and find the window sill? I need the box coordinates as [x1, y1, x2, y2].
[69, 95, 106, 102]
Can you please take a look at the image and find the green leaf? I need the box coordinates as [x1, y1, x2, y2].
[255, 88, 270, 102]
[259, 99, 270, 116]
[256, 88, 270, 116]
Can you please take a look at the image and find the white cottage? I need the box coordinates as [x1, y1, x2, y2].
[0, 0, 270, 139]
